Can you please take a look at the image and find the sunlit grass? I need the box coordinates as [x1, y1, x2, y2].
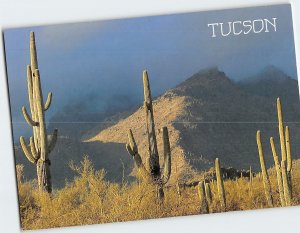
[17, 158, 300, 230]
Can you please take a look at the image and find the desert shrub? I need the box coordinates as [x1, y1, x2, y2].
[17, 158, 300, 230]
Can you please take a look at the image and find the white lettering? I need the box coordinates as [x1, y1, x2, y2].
[208, 18, 278, 37]
[264, 18, 277, 32]
[233, 21, 242, 35]
[243, 20, 252, 35]
[253, 19, 264, 33]
[207, 23, 219, 37]
[220, 22, 232, 37]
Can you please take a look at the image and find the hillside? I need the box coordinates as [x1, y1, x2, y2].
[15, 66, 300, 188]
[88, 67, 300, 179]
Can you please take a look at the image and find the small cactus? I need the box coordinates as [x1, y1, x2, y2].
[16, 164, 24, 185]
[204, 182, 212, 205]
[126, 70, 171, 201]
[285, 126, 293, 196]
[215, 158, 226, 211]
[176, 180, 181, 205]
[256, 131, 273, 207]
[248, 166, 253, 198]
[198, 181, 209, 214]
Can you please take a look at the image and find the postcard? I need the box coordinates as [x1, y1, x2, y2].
[3, 3, 299, 230]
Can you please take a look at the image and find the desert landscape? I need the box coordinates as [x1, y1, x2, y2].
[11, 32, 300, 230]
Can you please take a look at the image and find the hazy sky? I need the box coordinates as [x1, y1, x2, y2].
[3, 4, 298, 138]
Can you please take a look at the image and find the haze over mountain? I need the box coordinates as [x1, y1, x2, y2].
[14, 66, 300, 188]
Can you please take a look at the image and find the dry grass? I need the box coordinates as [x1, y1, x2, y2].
[17, 158, 300, 230]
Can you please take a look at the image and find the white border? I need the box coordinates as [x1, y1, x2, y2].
[0, 0, 299, 232]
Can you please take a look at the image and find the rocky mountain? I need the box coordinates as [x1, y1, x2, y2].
[14, 66, 300, 188]
[88, 67, 300, 178]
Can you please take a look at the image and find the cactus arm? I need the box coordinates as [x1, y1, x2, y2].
[126, 129, 144, 168]
[44, 92, 52, 111]
[143, 70, 160, 178]
[161, 127, 171, 185]
[277, 98, 287, 162]
[126, 143, 135, 156]
[48, 129, 58, 153]
[270, 137, 285, 207]
[256, 131, 273, 207]
[20, 136, 37, 164]
[126, 129, 149, 180]
[26, 64, 40, 149]
[26, 65, 34, 112]
[22, 106, 38, 127]
[285, 126, 292, 172]
[29, 137, 39, 160]
[127, 129, 138, 154]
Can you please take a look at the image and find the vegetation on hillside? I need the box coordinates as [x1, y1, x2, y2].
[16, 157, 300, 230]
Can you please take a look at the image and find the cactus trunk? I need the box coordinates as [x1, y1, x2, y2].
[277, 98, 287, 162]
[248, 166, 253, 198]
[281, 161, 292, 206]
[285, 126, 293, 197]
[198, 181, 209, 214]
[270, 137, 285, 207]
[256, 131, 273, 207]
[215, 158, 226, 211]
[204, 182, 212, 205]
[143, 71, 160, 180]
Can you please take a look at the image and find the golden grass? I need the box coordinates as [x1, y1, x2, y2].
[17, 158, 300, 230]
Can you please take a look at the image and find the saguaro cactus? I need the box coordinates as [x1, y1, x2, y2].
[20, 32, 58, 193]
[248, 166, 253, 198]
[277, 98, 287, 162]
[198, 181, 209, 214]
[215, 158, 226, 211]
[270, 137, 285, 207]
[281, 160, 292, 206]
[256, 131, 273, 207]
[285, 126, 293, 195]
[126, 70, 171, 201]
[275, 98, 293, 201]
[204, 182, 212, 205]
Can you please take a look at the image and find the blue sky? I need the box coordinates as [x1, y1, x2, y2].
[3, 4, 298, 138]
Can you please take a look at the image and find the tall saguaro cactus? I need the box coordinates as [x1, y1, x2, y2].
[257, 98, 294, 207]
[215, 158, 226, 211]
[20, 32, 58, 193]
[275, 98, 293, 203]
[256, 131, 273, 207]
[126, 70, 171, 201]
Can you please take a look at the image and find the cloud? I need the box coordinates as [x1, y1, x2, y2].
[37, 21, 108, 50]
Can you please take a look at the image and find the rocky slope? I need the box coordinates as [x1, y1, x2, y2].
[88, 67, 300, 179]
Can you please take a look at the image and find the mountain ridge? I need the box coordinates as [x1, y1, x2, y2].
[14, 66, 300, 187]
[88, 66, 300, 180]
